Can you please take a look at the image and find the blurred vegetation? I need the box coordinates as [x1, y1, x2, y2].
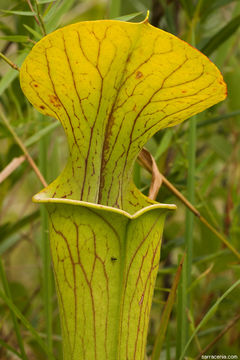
[0, 0, 240, 359]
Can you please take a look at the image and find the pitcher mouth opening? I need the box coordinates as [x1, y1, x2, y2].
[33, 192, 176, 220]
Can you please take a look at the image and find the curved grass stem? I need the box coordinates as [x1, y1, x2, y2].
[39, 114, 53, 352]
[0, 107, 47, 187]
[138, 149, 240, 261]
[0, 52, 20, 71]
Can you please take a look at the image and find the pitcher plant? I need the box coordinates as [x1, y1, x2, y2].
[19, 15, 226, 360]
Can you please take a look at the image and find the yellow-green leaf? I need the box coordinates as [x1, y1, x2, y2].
[20, 18, 226, 214]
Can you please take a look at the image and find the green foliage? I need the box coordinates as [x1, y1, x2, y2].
[0, 1, 239, 359]
[201, 13, 240, 55]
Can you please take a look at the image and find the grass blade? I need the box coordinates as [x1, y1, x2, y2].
[151, 255, 185, 360]
[0, 261, 27, 359]
[0, 211, 39, 244]
[39, 114, 53, 352]
[200, 0, 236, 18]
[177, 23, 197, 355]
[0, 10, 37, 16]
[179, 278, 240, 360]
[0, 290, 56, 360]
[179, 0, 194, 18]
[109, 0, 122, 18]
[25, 121, 59, 147]
[201, 14, 240, 56]
[195, 313, 240, 360]
[155, 129, 173, 160]
[0, 337, 22, 359]
[176, 252, 188, 358]
[185, 114, 197, 283]
[113, 12, 143, 21]
[0, 52, 27, 96]
[37, 0, 57, 3]
[187, 264, 213, 293]
[23, 24, 42, 40]
[0, 35, 29, 42]
[44, 0, 75, 33]
[197, 110, 240, 128]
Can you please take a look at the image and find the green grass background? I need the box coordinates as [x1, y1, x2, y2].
[0, 0, 240, 359]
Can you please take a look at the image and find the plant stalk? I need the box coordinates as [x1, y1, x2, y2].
[39, 115, 53, 352]
[0, 107, 47, 187]
[0, 260, 27, 359]
[109, 0, 121, 18]
[0, 52, 20, 71]
[177, 23, 197, 356]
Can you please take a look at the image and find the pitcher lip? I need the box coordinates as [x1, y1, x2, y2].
[33, 193, 176, 220]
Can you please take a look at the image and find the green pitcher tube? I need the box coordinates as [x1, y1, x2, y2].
[33, 196, 175, 360]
